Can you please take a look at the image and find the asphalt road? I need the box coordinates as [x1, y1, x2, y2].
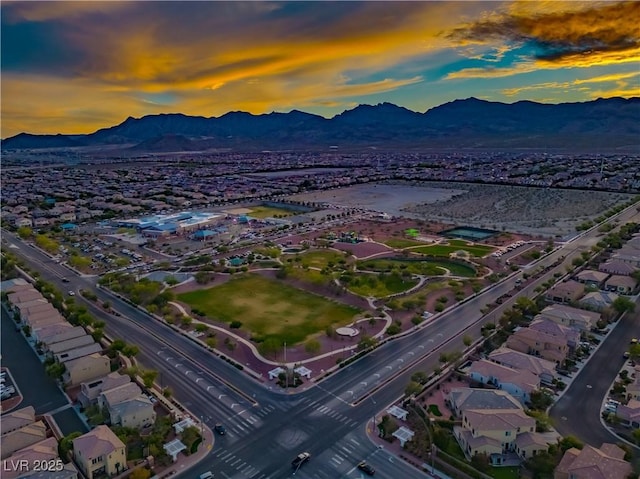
[3, 202, 639, 478]
[549, 301, 640, 448]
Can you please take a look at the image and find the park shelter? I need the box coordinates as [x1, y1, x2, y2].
[268, 367, 285, 380]
[386, 405, 408, 421]
[393, 426, 415, 447]
[163, 439, 186, 462]
[173, 417, 196, 433]
[294, 366, 312, 379]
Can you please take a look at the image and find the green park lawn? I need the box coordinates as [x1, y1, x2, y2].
[341, 272, 419, 298]
[282, 249, 346, 269]
[358, 257, 476, 277]
[411, 241, 494, 257]
[177, 274, 360, 344]
[383, 238, 428, 249]
[246, 205, 296, 218]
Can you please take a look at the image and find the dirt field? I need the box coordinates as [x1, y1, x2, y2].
[288, 182, 634, 238]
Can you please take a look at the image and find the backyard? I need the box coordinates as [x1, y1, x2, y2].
[176, 273, 361, 344]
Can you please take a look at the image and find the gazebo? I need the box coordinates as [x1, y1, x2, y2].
[294, 366, 312, 379]
[268, 367, 285, 380]
[163, 438, 186, 462]
[393, 426, 415, 447]
[386, 405, 408, 421]
[173, 417, 196, 433]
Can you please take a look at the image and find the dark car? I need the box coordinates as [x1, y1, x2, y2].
[358, 461, 375, 476]
[291, 452, 311, 469]
[214, 423, 226, 435]
[61, 277, 70, 283]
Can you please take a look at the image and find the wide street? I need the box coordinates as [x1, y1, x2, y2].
[550, 303, 640, 448]
[2, 202, 639, 478]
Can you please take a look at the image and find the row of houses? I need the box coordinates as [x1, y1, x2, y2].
[3, 278, 111, 387]
[546, 268, 637, 313]
[3, 278, 157, 431]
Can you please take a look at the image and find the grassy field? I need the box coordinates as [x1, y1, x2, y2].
[247, 205, 296, 218]
[358, 258, 476, 277]
[383, 238, 428, 249]
[410, 242, 494, 257]
[342, 272, 419, 298]
[177, 274, 360, 344]
[282, 249, 346, 269]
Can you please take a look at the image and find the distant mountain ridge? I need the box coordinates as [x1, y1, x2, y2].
[3, 97, 639, 151]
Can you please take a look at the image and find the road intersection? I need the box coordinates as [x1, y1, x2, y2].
[3, 203, 639, 478]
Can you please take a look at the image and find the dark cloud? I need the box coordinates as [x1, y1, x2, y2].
[446, 1, 640, 63]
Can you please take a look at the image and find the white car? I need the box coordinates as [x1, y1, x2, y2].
[68, 291, 75, 296]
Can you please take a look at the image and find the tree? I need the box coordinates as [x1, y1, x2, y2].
[405, 381, 422, 397]
[141, 370, 158, 388]
[524, 451, 558, 479]
[46, 362, 65, 380]
[122, 345, 140, 357]
[411, 371, 429, 385]
[130, 468, 151, 479]
[17, 226, 33, 239]
[613, 296, 635, 314]
[559, 435, 584, 452]
[59, 431, 82, 460]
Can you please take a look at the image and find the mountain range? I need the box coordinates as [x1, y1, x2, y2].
[3, 97, 639, 152]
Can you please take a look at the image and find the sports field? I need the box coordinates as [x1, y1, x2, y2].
[177, 274, 360, 344]
[246, 205, 296, 218]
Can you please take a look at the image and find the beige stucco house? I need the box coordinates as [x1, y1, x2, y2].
[72, 426, 127, 479]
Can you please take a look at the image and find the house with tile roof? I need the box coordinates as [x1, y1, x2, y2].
[488, 347, 557, 386]
[63, 353, 110, 386]
[506, 326, 569, 364]
[574, 270, 610, 288]
[599, 260, 637, 277]
[0, 421, 48, 460]
[527, 318, 580, 349]
[0, 406, 36, 435]
[468, 359, 539, 404]
[578, 291, 619, 312]
[73, 426, 126, 479]
[446, 388, 521, 418]
[554, 443, 632, 479]
[454, 407, 548, 465]
[109, 396, 156, 429]
[537, 304, 600, 332]
[604, 275, 637, 295]
[78, 373, 131, 408]
[615, 398, 640, 429]
[545, 280, 585, 304]
[0, 437, 77, 479]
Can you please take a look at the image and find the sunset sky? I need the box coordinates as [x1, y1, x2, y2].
[2, 1, 639, 138]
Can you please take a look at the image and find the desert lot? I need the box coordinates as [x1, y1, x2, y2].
[288, 181, 634, 238]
